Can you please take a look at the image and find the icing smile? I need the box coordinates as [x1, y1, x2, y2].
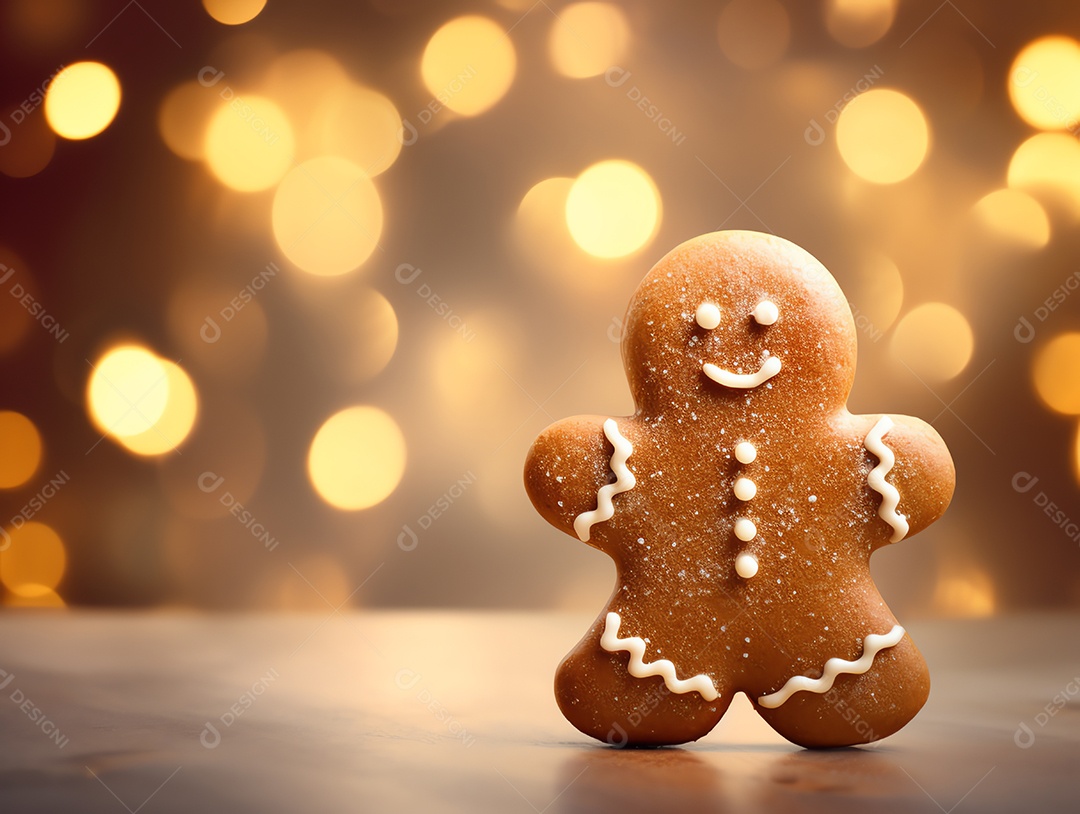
[703, 355, 781, 389]
[695, 299, 782, 390]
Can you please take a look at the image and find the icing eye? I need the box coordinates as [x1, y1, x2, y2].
[752, 300, 779, 326]
[695, 302, 721, 330]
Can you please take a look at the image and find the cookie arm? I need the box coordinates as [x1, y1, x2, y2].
[523, 415, 632, 552]
[862, 414, 955, 549]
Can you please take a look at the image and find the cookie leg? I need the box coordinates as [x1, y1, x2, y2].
[753, 634, 930, 749]
[555, 639, 729, 747]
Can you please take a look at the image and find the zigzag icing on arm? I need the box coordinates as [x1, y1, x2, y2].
[757, 625, 905, 709]
[573, 419, 636, 542]
[600, 612, 719, 702]
[864, 416, 909, 543]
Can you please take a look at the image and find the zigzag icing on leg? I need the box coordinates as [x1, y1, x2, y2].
[600, 612, 719, 702]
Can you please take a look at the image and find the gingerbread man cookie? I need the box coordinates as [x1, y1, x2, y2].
[524, 231, 955, 748]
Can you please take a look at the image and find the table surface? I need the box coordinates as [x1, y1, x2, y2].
[0, 610, 1078, 813]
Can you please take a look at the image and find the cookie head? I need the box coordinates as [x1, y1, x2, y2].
[621, 231, 858, 416]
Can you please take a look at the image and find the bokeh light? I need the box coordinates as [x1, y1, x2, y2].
[117, 361, 198, 456]
[836, 89, 929, 183]
[0, 411, 42, 489]
[847, 253, 904, 336]
[1008, 36, 1080, 131]
[261, 49, 350, 155]
[319, 287, 399, 383]
[5, 584, 65, 608]
[158, 81, 220, 161]
[824, 0, 896, 48]
[972, 188, 1050, 248]
[5, 0, 86, 49]
[203, 0, 267, 25]
[272, 156, 383, 276]
[44, 61, 121, 140]
[565, 160, 661, 258]
[549, 3, 630, 79]
[0, 522, 66, 596]
[890, 303, 974, 381]
[934, 566, 995, 618]
[717, 0, 790, 70]
[0, 106, 55, 178]
[308, 406, 406, 510]
[88, 345, 170, 439]
[87, 346, 199, 456]
[313, 84, 402, 177]
[166, 277, 269, 377]
[204, 94, 294, 192]
[1007, 132, 1080, 215]
[421, 15, 516, 116]
[1032, 332, 1080, 414]
[0, 247, 34, 355]
[515, 177, 593, 286]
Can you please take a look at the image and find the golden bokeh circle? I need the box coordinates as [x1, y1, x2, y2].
[890, 303, 974, 381]
[308, 406, 407, 510]
[836, 89, 929, 184]
[421, 15, 517, 116]
[44, 61, 121, 140]
[565, 160, 661, 259]
[272, 156, 384, 276]
[0, 411, 42, 489]
[1032, 332, 1080, 415]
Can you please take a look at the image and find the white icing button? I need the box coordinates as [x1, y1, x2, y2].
[752, 300, 779, 325]
[734, 441, 757, 464]
[695, 302, 721, 330]
[735, 551, 759, 579]
[733, 477, 757, 501]
[734, 518, 757, 542]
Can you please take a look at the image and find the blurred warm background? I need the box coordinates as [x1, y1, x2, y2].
[0, 0, 1077, 617]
